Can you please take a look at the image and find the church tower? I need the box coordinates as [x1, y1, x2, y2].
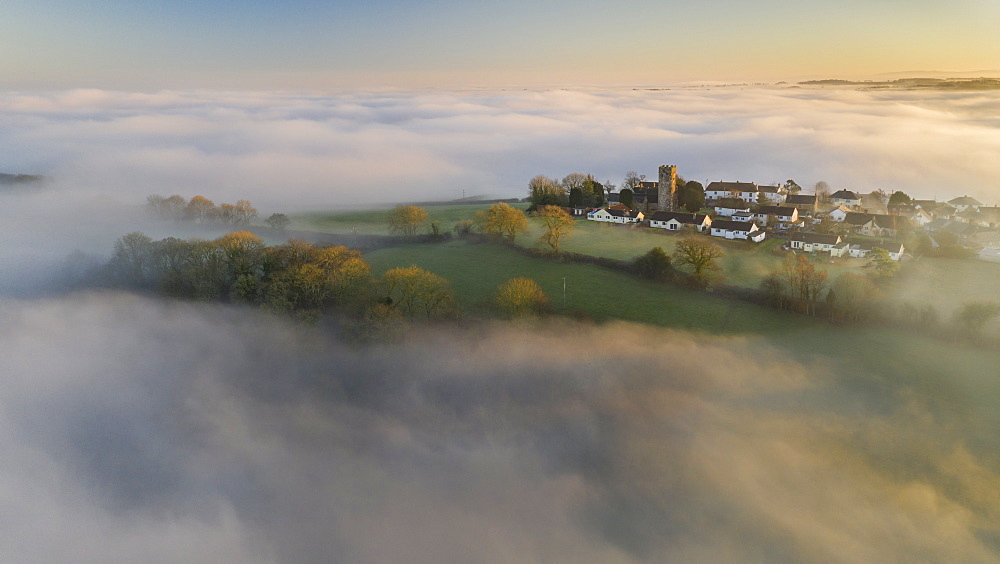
[658, 165, 677, 211]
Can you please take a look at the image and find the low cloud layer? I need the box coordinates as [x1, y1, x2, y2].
[1, 292, 997, 562]
[3, 87, 1000, 215]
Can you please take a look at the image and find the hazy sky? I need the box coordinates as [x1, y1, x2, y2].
[3, 0, 999, 89]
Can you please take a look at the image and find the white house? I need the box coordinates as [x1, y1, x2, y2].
[830, 190, 862, 208]
[755, 205, 800, 228]
[587, 207, 644, 224]
[789, 232, 842, 254]
[947, 195, 982, 213]
[756, 185, 786, 205]
[848, 241, 905, 261]
[732, 211, 754, 223]
[647, 211, 711, 232]
[705, 181, 758, 202]
[713, 198, 752, 217]
[710, 220, 765, 242]
[827, 205, 851, 222]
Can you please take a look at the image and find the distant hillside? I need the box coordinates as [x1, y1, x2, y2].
[0, 173, 46, 189]
[799, 77, 1000, 90]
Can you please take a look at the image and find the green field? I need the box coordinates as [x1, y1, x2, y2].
[365, 239, 810, 335]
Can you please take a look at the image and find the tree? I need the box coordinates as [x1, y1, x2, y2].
[677, 181, 705, 213]
[871, 189, 889, 205]
[561, 173, 589, 193]
[780, 253, 828, 313]
[216, 231, 266, 283]
[186, 195, 217, 223]
[583, 177, 605, 207]
[234, 200, 258, 225]
[633, 247, 673, 282]
[619, 188, 634, 210]
[785, 180, 802, 194]
[828, 272, 879, 321]
[495, 277, 550, 318]
[863, 247, 900, 279]
[110, 231, 155, 286]
[888, 190, 912, 206]
[528, 175, 565, 208]
[265, 212, 291, 231]
[622, 171, 642, 191]
[672, 237, 724, 284]
[476, 202, 528, 242]
[953, 301, 1000, 340]
[388, 205, 429, 236]
[381, 265, 455, 319]
[535, 205, 574, 253]
[568, 187, 584, 207]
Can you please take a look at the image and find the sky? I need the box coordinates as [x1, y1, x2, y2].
[3, 0, 1000, 89]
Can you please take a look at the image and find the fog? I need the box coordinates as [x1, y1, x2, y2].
[3, 87, 1000, 215]
[0, 294, 997, 562]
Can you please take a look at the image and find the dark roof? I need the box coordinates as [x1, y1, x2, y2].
[712, 219, 756, 231]
[714, 198, 751, 209]
[603, 208, 642, 219]
[757, 185, 781, 193]
[790, 232, 841, 245]
[785, 194, 817, 205]
[648, 211, 708, 224]
[830, 190, 860, 200]
[757, 205, 796, 216]
[637, 181, 659, 190]
[707, 181, 757, 192]
[948, 196, 983, 206]
[853, 241, 904, 253]
[844, 213, 910, 230]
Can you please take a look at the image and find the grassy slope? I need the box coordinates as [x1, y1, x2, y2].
[365, 239, 809, 335]
[302, 205, 1000, 317]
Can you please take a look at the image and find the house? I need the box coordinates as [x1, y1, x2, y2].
[957, 206, 1000, 228]
[587, 207, 644, 224]
[848, 241, 905, 261]
[830, 190, 862, 207]
[756, 185, 786, 205]
[705, 181, 758, 202]
[843, 212, 909, 237]
[648, 211, 711, 232]
[713, 198, 752, 217]
[947, 195, 982, 213]
[784, 194, 818, 215]
[827, 205, 852, 222]
[710, 219, 765, 242]
[789, 232, 842, 254]
[731, 211, 754, 223]
[755, 205, 801, 228]
[913, 200, 956, 219]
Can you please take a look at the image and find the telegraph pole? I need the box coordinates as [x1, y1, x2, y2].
[562, 276, 567, 309]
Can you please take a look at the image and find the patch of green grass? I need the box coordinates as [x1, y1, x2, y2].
[365, 239, 810, 335]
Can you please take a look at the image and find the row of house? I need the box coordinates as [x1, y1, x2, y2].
[789, 232, 905, 260]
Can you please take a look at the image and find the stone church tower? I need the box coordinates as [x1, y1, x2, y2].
[657, 164, 677, 211]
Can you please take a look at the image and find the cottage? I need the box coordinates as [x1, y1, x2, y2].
[710, 219, 765, 242]
[789, 232, 842, 254]
[648, 211, 711, 232]
[947, 195, 982, 213]
[705, 181, 758, 202]
[830, 190, 862, 208]
[826, 205, 852, 222]
[784, 194, 818, 214]
[756, 185, 786, 205]
[713, 198, 752, 217]
[848, 241, 905, 261]
[587, 207, 645, 224]
[843, 212, 909, 237]
[755, 205, 801, 228]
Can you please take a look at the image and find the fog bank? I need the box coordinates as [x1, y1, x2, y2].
[1, 293, 997, 562]
[3, 87, 1000, 213]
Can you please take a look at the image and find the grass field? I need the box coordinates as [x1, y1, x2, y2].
[365, 239, 811, 335]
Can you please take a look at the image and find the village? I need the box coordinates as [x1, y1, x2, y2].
[582, 164, 1000, 263]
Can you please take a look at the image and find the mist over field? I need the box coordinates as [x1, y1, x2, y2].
[0, 293, 997, 562]
[3, 86, 1000, 215]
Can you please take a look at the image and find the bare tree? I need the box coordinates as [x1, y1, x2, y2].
[535, 205, 575, 253]
[388, 205, 429, 236]
[672, 237, 724, 284]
